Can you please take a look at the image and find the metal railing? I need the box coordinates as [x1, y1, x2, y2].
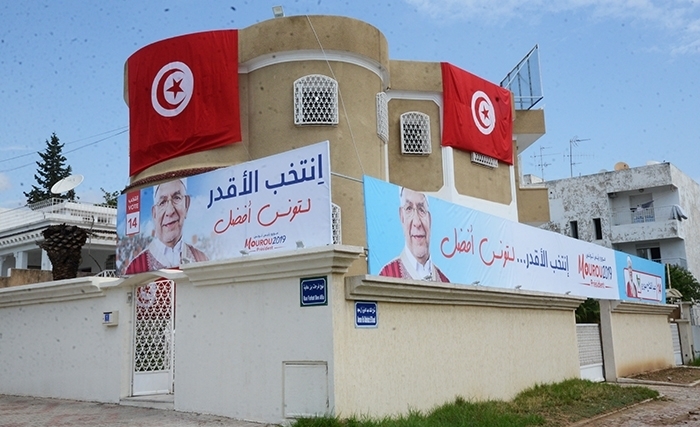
[0, 198, 117, 232]
[611, 205, 682, 226]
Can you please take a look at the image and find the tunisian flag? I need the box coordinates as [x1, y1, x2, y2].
[441, 63, 513, 164]
[127, 30, 241, 176]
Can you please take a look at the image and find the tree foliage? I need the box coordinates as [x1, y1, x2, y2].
[576, 298, 600, 323]
[24, 133, 75, 204]
[100, 187, 120, 207]
[667, 264, 700, 302]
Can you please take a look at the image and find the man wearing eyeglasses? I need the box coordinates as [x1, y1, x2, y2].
[379, 187, 449, 282]
[125, 178, 208, 274]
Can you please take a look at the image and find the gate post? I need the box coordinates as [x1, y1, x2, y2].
[599, 299, 618, 382]
[678, 302, 694, 364]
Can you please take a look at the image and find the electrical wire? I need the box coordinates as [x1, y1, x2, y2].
[0, 129, 127, 173]
[305, 15, 365, 176]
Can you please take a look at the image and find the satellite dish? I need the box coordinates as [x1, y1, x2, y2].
[646, 160, 661, 165]
[613, 162, 630, 171]
[50, 174, 84, 194]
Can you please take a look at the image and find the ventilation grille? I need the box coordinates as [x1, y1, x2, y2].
[332, 203, 341, 244]
[471, 152, 498, 168]
[376, 92, 388, 143]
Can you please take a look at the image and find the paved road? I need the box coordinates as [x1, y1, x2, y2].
[4, 384, 700, 427]
[575, 383, 700, 427]
[0, 394, 269, 427]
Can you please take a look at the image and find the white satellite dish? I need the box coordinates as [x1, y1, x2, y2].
[50, 174, 84, 194]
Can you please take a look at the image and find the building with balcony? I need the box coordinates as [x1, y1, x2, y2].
[542, 162, 700, 278]
[0, 198, 117, 282]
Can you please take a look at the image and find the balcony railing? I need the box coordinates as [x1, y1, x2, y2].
[611, 205, 684, 226]
[0, 198, 117, 233]
[658, 257, 688, 269]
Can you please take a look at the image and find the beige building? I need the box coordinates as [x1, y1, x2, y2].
[125, 15, 548, 264]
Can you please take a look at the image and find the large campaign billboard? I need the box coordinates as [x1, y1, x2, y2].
[117, 141, 331, 275]
[364, 176, 666, 302]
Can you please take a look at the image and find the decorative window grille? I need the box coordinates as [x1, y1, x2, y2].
[294, 74, 339, 125]
[332, 203, 341, 244]
[134, 280, 174, 373]
[400, 112, 431, 154]
[471, 152, 499, 168]
[376, 92, 388, 143]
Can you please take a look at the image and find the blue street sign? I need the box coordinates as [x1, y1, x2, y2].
[300, 276, 327, 306]
[355, 301, 378, 328]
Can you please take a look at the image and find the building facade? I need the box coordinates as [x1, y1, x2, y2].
[543, 162, 700, 278]
[0, 199, 117, 281]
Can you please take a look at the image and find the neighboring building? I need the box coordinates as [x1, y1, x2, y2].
[0, 199, 117, 279]
[542, 162, 700, 278]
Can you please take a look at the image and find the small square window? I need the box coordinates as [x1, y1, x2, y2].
[400, 112, 431, 155]
[294, 75, 338, 125]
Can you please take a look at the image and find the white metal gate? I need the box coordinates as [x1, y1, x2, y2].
[671, 323, 682, 366]
[132, 279, 175, 396]
[577, 324, 604, 382]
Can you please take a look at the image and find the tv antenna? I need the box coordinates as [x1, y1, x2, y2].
[565, 136, 591, 177]
[530, 145, 557, 180]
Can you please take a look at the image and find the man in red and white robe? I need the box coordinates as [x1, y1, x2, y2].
[379, 187, 449, 283]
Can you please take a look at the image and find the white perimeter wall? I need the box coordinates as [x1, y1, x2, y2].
[0, 277, 131, 403]
[175, 246, 361, 423]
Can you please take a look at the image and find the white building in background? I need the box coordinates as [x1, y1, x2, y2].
[542, 162, 700, 279]
[0, 198, 117, 278]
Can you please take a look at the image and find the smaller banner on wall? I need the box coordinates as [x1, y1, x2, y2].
[364, 176, 666, 302]
[116, 141, 332, 275]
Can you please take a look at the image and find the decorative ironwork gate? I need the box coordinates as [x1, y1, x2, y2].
[132, 279, 174, 396]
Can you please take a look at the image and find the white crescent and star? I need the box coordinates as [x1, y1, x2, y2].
[471, 90, 495, 135]
[151, 61, 194, 117]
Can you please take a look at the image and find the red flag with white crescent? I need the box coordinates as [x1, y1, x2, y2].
[127, 30, 241, 176]
[440, 62, 513, 164]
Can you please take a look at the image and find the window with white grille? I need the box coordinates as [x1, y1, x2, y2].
[376, 92, 388, 143]
[400, 112, 431, 154]
[332, 203, 341, 244]
[471, 152, 499, 168]
[294, 75, 339, 125]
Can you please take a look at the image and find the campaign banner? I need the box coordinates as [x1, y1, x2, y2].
[116, 141, 331, 275]
[364, 176, 665, 301]
[615, 252, 665, 302]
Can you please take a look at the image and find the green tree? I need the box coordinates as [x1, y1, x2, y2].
[24, 133, 75, 204]
[100, 187, 120, 207]
[667, 264, 700, 302]
[576, 298, 600, 323]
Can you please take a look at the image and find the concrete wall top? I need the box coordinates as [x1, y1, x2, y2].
[240, 15, 389, 70]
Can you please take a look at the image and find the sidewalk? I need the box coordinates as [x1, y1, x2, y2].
[0, 394, 270, 427]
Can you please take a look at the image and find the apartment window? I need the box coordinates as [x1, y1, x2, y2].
[570, 221, 579, 239]
[400, 112, 431, 154]
[593, 218, 603, 240]
[293, 74, 338, 125]
[637, 246, 661, 263]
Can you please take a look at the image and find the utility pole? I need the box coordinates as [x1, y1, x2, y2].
[566, 136, 590, 177]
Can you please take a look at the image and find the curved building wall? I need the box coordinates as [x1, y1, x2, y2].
[125, 15, 541, 256]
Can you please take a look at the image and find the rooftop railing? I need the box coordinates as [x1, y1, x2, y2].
[0, 198, 117, 233]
